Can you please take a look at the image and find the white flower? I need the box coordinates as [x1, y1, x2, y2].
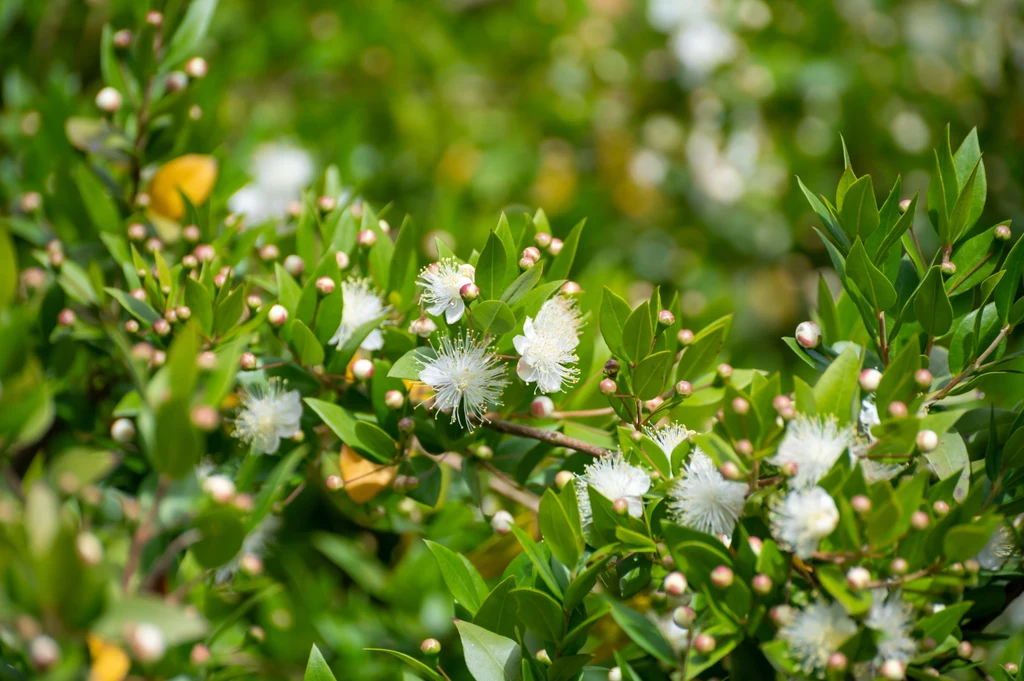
[865, 590, 916, 668]
[771, 486, 839, 559]
[575, 452, 651, 530]
[513, 296, 583, 394]
[228, 142, 314, 227]
[854, 399, 903, 483]
[779, 600, 857, 675]
[418, 259, 474, 324]
[645, 422, 694, 470]
[216, 515, 281, 582]
[770, 415, 852, 488]
[668, 450, 747, 537]
[328, 277, 389, 351]
[233, 378, 303, 454]
[418, 333, 508, 429]
[977, 522, 1017, 570]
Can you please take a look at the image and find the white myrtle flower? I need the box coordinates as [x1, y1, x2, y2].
[771, 486, 839, 559]
[770, 415, 852, 488]
[644, 422, 693, 470]
[233, 378, 303, 454]
[977, 522, 1017, 570]
[216, 515, 282, 582]
[779, 600, 857, 676]
[668, 450, 747, 537]
[513, 295, 583, 394]
[328, 277, 389, 351]
[575, 452, 651, 531]
[228, 142, 314, 228]
[865, 590, 916, 668]
[418, 259, 475, 324]
[418, 333, 508, 429]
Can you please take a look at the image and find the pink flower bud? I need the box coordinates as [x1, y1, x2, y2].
[95, 87, 122, 112]
[191, 405, 220, 431]
[846, 566, 871, 590]
[772, 394, 792, 412]
[677, 328, 695, 345]
[916, 429, 938, 452]
[612, 498, 629, 515]
[420, 638, 441, 655]
[535, 232, 552, 248]
[384, 390, 405, 409]
[994, 224, 1012, 241]
[880, 659, 905, 680]
[957, 641, 973, 659]
[851, 494, 871, 513]
[531, 396, 555, 418]
[710, 565, 733, 588]
[675, 380, 693, 397]
[145, 10, 163, 25]
[940, 261, 957, 275]
[152, 318, 171, 336]
[522, 246, 541, 262]
[932, 500, 949, 515]
[29, 636, 60, 670]
[888, 401, 908, 418]
[890, 558, 908, 575]
[268, 304, 288, 327]
[58, 308, 77, 327]
[672, 605, 696, 627]
[898, 199, 912, 214]
[185, 56, 208, 79]
[827, 652, 848, 673]
[182, 254, 198, 269]
[859, 368, 882, 392]
[351, 358, 374, 380]
[910, 510, 930, 530]
[560, 281, 582, 294]
[717, 363, 733, 379]
[326, 475, 344, 491]
[752, 574, 772, 594]
[491, 509, 514, 534]
[693, 634, 716, 654]
[657, 309, 675, 326]
[194, 244, 216, 262]
[781, 461, 799, 478]
[127, 223, 147, 241]
[734, 439, 753, 456]
[357, 229, 377, 247]
[555, 471, 574, 489]
[113, 29, 132, 48]
[190, 644, 211, 665]
[125, 319, 139, 333]
[548, 238, 563, 255]
[460, 282, 480, 301]
[795, 320, 822, 349]
[240, 352, 257, 370]
[599, 378, 617, 395]
[914, 368, 933, 389]
[731, 397, 749, 415]
[316, 277, 336, 296]
[165, 71, 188, 92]
[519, 255, 536, 270]
[283, 254, 304, 276]
[663, 571, 687, 596]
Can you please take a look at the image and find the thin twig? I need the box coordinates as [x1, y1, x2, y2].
[122, 475, 170, 592]
[481, 415, 612, 458]
[927, 324, 1012, 405]
[433, 451, 540, 512]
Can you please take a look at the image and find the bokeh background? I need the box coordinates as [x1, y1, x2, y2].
[3, 1, 1024, 677]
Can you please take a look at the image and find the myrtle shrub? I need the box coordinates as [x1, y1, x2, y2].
[2, 5, 1024, 681]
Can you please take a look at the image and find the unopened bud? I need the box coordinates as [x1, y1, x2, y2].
[531, 396, 555, 418]
[421, 638, 441, 655]
[752, 574, 772, 595]
[607, 667, 622, 681]
[326, 475, 344, 491]
[932, 500, 950, 516]
[672, 605, 696, 627]
[335, 251, 351, 269]
[203, 475, 236, 503]
[720, 462, 742, 480]
[474, 444, 493, 460]
[185, 57, 208, 79]
[717, 363, 733, 379]
[851, 494, 871, 514]
[888, 401, 908, 418]
[916, 430, 938, 452]
[827, 652, 848, 673]
[1003, 662, 1019, 674]
[29, 636, 60, 670]
[213, 273, 227, 288]
[554, 471, 574, 489]
[846, 566, 871, 590]
[113, 29, 132, 48]
[731, 397, 749, 415]
[410, 316, 437, 338]
[153, 318, 171, 336]
[734, 439, 753, 456]
[914, 369, 933, 389]
[153, 350, 166, 366]
[880, 659, 905, 680]
[165, 70, 188, 92]
[194, 244, 216, 261]
[58, 308, 77, 327]
[76, 532, 104, 565]
[191, 405, 220, 431]
[795, 321, 822, 349]
[127, 223, 147, 241]
[600, 378, 617, 395]
[781, 461, 799, 478]
[384, 390, 405, 409]
[957, 641, 973, 659]
[268, 305, 288, 327]
[898, 199, 912, 214]
[560, 281, 582, 295]
[548, 238, 563, 255]
[859, 368, 882, 392]
[182, 254, 198, 269]
[675, 380, 693, 397]
[111, 418, 136, 443]
[460, 282, 480, 301]
[535, 232, 552, 248]
[190, 644, 211, 665]
[910, 510, 930, 530]
[246, 295, 262, 309]
[398, 417, 415, 434]
[710, 565, 734, 588]
[357, 229, 377, 247]
[316, 277, 336, 296]
[612, 498, 629, 515]
[129, 622, 166, 662]
[240, 352, 257, 370]
[890, 557, 908, 575]
[677, 328, 695, 345]
[145, 10, 163, 26]
[95, 87, 123, 112]
[657, 309, 675, 326]
[940, 261, 957, 275]
[351, 358, 374, 380]
[663, 571, 687, 596]
[522, 246, 541, 262]
[604, 359, 620, 377]
[240, 553, 263, 575]
[283, 254, 304, 276]
[491, 509, 514, 534]
[259, 244, 279, 261]
[772, 395, 792, 413]
[519, 256, 536, 270]
[693, 634, 716, 654]
[125, 319, 140, 333]
[994, 224, 1012, 241]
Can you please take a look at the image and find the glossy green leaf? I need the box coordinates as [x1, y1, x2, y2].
[845, 239, 896, 311]
[304, 644, 338, 681]
[538, 489, 582, 569]
[477, 231, 509, 300]
[472, 300, 516, 335]
[455, 620, 522, 681]
[632, 351, 673, 400]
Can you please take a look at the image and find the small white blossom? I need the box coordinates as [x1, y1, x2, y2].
[228, 142, 314, 228]
[328, 277, 388, 351]
[513, 296, 583, 394]
[216, 515, 282, 582]
[771, 486, 839, 559]
[770, 415, 852, 488]
[866, 590, 916, 669]
[977, 522, 1017, 570]
[233, 378, 302, 454]
[418, 259, 474, 324]
[418, 333, 508, 429]
[668, 450, 747, 536]
[644, 422, 693, 470]
[780, 600, 857, 676]
[575, 452, 651, 530]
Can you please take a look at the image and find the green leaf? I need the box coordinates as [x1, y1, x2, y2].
[817, 275, 840, 344]
[621, 302, 653, 364]
[914, 267, 954, 338]
[875, 338, 921, 416]
[213, 286, 245, 337]
[474, 576, 519, 639]
[948, 160, 981, 244]
[290, 320, 324, 366]
[455, 620, 522, 681]
[632, 350, 673, 400]
[944, 516, 1003, 562]
[500, 263, 544, 306]
[92, 596, 208, 647]
[994, 230, 1024, 323]
[0, 226, 14, 308]
[509, 526, 562, 598]
[388, 216, 419, 304]
[105, 287, 161, 325]
[510, 588, 565, 641]
[477, 231, 509, 300]
[388, 347, 436, 380]
[812, 346, 861, 426]
[839, 175, 879, 241]
[425, 540, 489, 614]
[603, 597, 675, 665]
[73, 164, 120, 234]
[917, 602, 974, 643]
[563, 555, 612, 611]
[676, 315, 732, 382]
[163, 0, 218, 70]
[925, 432, 970, 503]
[845, 239, 897, 311]
[472, 300, 516, 335]
[798, 176, 850, 251]
[817, 565, 872, 616]
[875, 192, 918, 260]
[600, 287, 632, 357]
[836, 166, 856, 211]
[192, 507, 246, 568]
[352, 421, 397, 463]
[366, 649, 444, 681]
[539, 489, 582, 568]
[547, 218, 585, 281]
[304, 644, 338, 681]
[184, 277, 213, 334]
[953, 128, 987, 231]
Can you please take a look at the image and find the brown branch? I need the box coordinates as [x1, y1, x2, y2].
[927, 324, 1013, 405]
[481, 415, 613, 458]
[122, 475, 170, 592]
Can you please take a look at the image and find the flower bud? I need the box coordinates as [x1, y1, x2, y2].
[164, 309, 178, 324]
[421, 638, 441, 655]
[58, 308, 77, 327]
[326, 475, 344, 491]
[336, 251, 351, 269]
[398, 417, 415, 434]
[357, 229, 377, 247]
[111, 418, 136, 443]
[1004, 662, 1019, 674]
[519, 256, 536, 270]
[179, 224, 201, 242]
[607, 667, 622, 681]
[599, 378, 617, 395]
[351, 358, 374, 380]
[315, 277, 336, 296]
[283, 254, 305, 277]
[957, 641, 973, 659]
[185, 56, 208, 79]
[535, 232, 552, 248]
[30, 636, 60, 670]
[560, 281, 582, 295]
[531, 396, 555, 418]
[672, 605, 696, 627]
[657, 309, 675, 326]
[916, 430, 938, 452]
[384, 390, 405, 409]
[846, 566, 871, 591]
[675, 380, 693, 397]
[994, 224, 1012, 241]
[460, 282, 480, 301]
[410, 316, 437, 338]
[677, 328, 695, 345]
[772, 395, 792, 412]
[95, 86, 123, 112]
[194, 244, 216, 261]
[910, 510, 930, 530]
[964, 558, 980, 574]
[145, 10, 163, 25]
[129, 622, 166, 662]
[932, 500, 950, 516]
[127, 223, 147, 241]
[246, 295, 262, 309]
[859, 368, 882, 392]
[203, 475, 236, 503]
[548, 238, 563, 255]
[645, 397, 664, 412]
[554, 471, 574, 490]
[914, 369, 933, 390]
[880, 659, 905, 680]
[190, 644, 211, 665]
[827, 652, 847, 673]
[268, 305, 288, 327]
[693, 634, 716, 654]
[491, 509, 514, 534]
[769, 604, 794, 626]
[795, 321, 822, 349]
[473, 444, 493, 461]
[752, 574, 772, 595]
[781, 461, 799, 478]
[522, 246, 541, 262]
[152, 350, 166, 366]
[888, 401, 908, 418]
[604, 359, 620, 377]
[239, 352, 258, 371]
[663, 571, 687, 596]
[177, 306, 193, 321]
[721, 461, 742, 479]
[612, 498, 630, 515]
[710, 565, 734, 588]
[717, 363, 733, 379]
[890, 557, 908, 575]
[851, 494, 871, 514]
[213, 273, 227, 288]
[165, 70, 188, 92]
[898, 199, 912, 214]
[113, 29, 132, 48]
[191, 405, 220, 431]
[240, 553, 263, 575]
[182, 254, 198, 269]
[731, 397, 749, 415]
[940, 261, 956, 275]
[259, 244, 280, 261]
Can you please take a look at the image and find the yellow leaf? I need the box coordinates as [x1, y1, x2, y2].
[339, 444, 395, 503]
[87, 635, 130, 681]
[147, 154, 218, 221]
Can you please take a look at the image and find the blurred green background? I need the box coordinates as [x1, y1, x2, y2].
[2, 1, 1024, 676]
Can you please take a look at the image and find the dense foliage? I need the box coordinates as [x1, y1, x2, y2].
[2, 2, 1024, 681]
